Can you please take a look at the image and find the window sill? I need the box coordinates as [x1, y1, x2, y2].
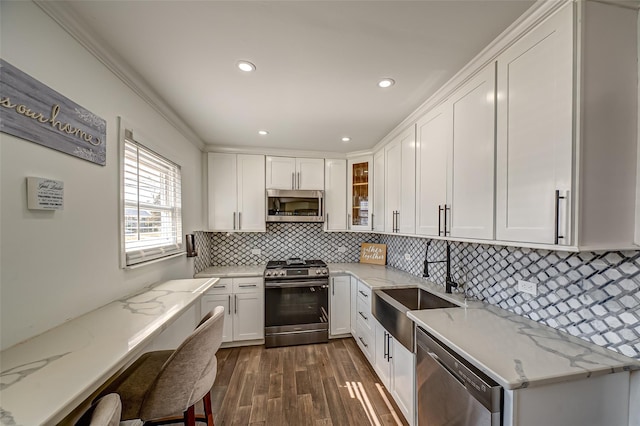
[124, 251, 187, 270]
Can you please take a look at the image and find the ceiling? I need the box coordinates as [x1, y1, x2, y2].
[49, 0, 538, 153]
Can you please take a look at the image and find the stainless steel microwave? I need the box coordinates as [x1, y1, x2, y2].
[266, 189, 324, 222]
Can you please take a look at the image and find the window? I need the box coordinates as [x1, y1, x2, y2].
[121, 130, 182, 267]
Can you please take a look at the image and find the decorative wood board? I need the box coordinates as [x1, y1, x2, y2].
[0, 59, 106, 165]
[360, 243, 386, 265]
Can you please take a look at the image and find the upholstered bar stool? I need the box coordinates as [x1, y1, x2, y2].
[98, 307, 224, 426]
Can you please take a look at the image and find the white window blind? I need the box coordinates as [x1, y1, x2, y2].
[123, 137, 183, 266]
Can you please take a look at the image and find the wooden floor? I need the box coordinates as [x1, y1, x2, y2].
[208, 337, 409, 426]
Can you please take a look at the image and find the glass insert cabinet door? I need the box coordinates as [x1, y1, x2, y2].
[347, 156, 372, 230]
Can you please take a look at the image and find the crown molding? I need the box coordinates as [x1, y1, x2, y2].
[205, 144, 347, 159]
[371, 0, 572, 153]
[33, 1, 206, 151]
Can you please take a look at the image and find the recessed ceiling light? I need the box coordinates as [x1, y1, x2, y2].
[237, 60, 256, 72]
[378, 78, 395, 88]
[258, 130, 269, 136]
[341, 137, 351, 143]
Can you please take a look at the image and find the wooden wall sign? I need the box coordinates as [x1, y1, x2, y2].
[360, 243, 387, 265]
[0, 59, 106, 166]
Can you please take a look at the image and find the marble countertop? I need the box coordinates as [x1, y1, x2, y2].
[194, 265, 265, 278]
[330, 263, 639, 390]
[408, 305, 640, 390]
[0, 277, 218, 426]
[329, 263, 470, 307]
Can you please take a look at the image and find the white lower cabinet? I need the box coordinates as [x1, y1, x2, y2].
[373, 321, 392, 388]
[201, 277, 264, 343]
[373, 318, 415, 425]
[349, 280, 414, 425]
[201, 292, 233, 343]
[330, 275, 351, 336]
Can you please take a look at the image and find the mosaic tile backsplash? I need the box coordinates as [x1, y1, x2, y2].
[194, 223, 378, 270]
[196, 225, 640, 360]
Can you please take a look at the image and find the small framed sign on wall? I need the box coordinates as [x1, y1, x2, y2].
[27, 177, 64, 210]
[360, 243, 386, 265]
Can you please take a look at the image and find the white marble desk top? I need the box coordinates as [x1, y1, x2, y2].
[408, 305, 640, 390]
[0, 278, 217, 426]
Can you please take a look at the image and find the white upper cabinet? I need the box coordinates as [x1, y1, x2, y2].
[416, 64, 495, 240]
[448, 64, 496, 240]
[416, 103, 450, 237]
[324, 159, 347, 231]
[265, 156, 296, 190]
[266, 156, 324, 190]
[208, 153, 265, 232]
[495, 4, 573, 245]
[495, 1, 638, 250]
[372, 150, 385, 232]
[347, 155, 373, 231]
[385, 126, 416, 234]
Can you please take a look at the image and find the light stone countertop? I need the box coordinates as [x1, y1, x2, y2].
[0, 278, 218, 426]
[328, 262, 471, 307]
[194, 265, 266, 278]
[330, 263, 640, 390]
[408, 305, 640, 390]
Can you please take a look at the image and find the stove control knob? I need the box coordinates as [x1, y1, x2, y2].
[315, 270, 321, 275]
[321, 269, 328, 275]
[279, 271, 285, 276]
[265, 271, 271, 277]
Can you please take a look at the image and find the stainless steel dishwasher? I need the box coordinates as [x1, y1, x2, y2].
[416, 326, 503, 426]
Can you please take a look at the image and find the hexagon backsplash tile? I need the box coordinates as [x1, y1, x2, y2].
[196, 226, 640, 360]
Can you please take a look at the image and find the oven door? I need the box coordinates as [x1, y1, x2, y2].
[264, 280, 329, 347]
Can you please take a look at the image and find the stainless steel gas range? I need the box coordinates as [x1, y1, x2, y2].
[264, 258, 329, 348]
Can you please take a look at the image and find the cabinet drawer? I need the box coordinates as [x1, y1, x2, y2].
[232, 277, 263, 293]
[356, 296, 374, 332]
[356, 319, 375, 361]
[207, 278, 232, 295]
[356, 281, 372, 303]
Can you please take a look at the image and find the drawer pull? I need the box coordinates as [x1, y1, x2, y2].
[358, 336, 368, 348]
[238, 284, 257, 288]
[358, 311, 368, 321]
[358, 290, 369, 298]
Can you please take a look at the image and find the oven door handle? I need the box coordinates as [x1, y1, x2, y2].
[265, 281, 329, 288]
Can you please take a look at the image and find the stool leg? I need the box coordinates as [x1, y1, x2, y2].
[184, 405, 196, 426]
[203, 392, 214, 426]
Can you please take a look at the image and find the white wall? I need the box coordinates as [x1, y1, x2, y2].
[0, 1, 205, 350]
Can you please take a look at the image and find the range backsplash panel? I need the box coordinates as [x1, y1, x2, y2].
[196, 225, 639, 360]
[379, 234, 640, 360]
[196, 223, 379, 270]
